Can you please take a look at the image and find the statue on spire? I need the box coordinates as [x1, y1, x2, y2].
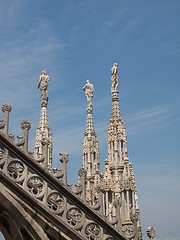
[38, 69, 50, 101]
[111, 63, 119, 93]
[83, 80, 94, 105]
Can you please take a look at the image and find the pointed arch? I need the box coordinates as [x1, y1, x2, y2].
[0, 184, 50, 240]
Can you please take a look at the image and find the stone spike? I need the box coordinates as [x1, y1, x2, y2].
[86, 104, 95, 135]
[100, 63, 142, 239]
[34, 70, 53, 168]
[82, 80, 100, 202]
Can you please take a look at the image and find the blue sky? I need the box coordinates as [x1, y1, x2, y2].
[0, 0, 180, 239]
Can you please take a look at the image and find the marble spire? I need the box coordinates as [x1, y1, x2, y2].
[34, 69, 53, 168]
[82, 80, 100, 202]
[108, 63, 126, 166]
[101, 63, 142, 239]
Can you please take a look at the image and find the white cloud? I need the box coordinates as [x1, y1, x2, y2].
[0, 16, 67, 150]
[44, 102, 178, 162]
[52, 127, 84, 157]
[0, 0, 23, 27]
[124, 104, 176, 135]
[105, 8, 125, 29]
[0, 16, 66, 105]
[126, 104, 172, 121]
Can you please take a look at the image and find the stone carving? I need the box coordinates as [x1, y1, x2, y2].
[85, 222, 101, 240]
[83, 80, 94, 105]
[1, 103, 12, 112]
[91, 190, 100, 206]
[38, 69, 50, 101]
[0, 144, 7, 169]
[66, 207, 82, 226]
[108, 202, 116, 220]
[130, 213, 138, 223]
[134, 191, 139, 209]
[49, 167, 63, 179]
[7, 161, 25, 180]
[78, 168, 87, 177]
[111, 63, 119, 93]
[34, 69, 53, 167]
[41, 137, 50, 146]
[146, 227, 155, 239]
[0, 103, 12, 134]
[121, 224, 134, 238]
[27, 176, 44, 197]
[21, 120, 31, 130]
[105, 238, 115, 240]
[0, 145, 5, 161]
[47, 192, 64, 212]
[60, 152, 69, 163]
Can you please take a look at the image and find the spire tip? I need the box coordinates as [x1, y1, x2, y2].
[111, 63, 119, 93]
[83, 80, 94, 106]
[38, 69, 50, 107]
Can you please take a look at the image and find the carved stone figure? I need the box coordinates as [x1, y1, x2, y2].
[108, 202, 116, 219]
[83, 80, 94, 105]
[134, 192, 139, 209]
[38, 69, 50, 100]
[111, 63, 119, 93]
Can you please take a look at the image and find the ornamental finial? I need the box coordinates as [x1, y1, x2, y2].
[146, 227, 155, 240]
[38, 69, 50, 106]
[2, 103, 12, 113]
[83, 80, 94, 105]
[111, 63, 119, 93]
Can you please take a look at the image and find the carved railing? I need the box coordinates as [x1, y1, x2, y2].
[0, 103, 128, 240]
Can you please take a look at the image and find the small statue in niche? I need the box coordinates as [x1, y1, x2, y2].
[108, 201, 117, 220]
[38, 69, 50, 101]
[83, 80, 94, 105]
[134, 191, 139, 209]
[111, 63, 119, 93]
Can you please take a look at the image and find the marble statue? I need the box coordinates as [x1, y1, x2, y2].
[38, 69, 50, 100]
[134, 192, 139, 209]
[83, 80, 94, 105]
[111, 63, 119, 93]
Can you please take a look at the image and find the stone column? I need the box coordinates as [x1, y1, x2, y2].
[119, 139, 122, 163]
[126, 190, 130, 221]
[111, 141, 114, 162]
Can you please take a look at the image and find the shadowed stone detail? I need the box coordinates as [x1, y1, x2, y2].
[27, 176, 45, 197]
[85, 223, 101, 240]
[7, 161, 25, 181]
[41, 138, 50, 146]
[105, 238, 115, 240]
[66, 207, 82, 227]
[0, 146, 5, 160]
[121, 224, 134, 238]
[47, 192, 64, 212]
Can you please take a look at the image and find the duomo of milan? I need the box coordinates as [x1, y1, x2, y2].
[0, 64, 155, 240]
